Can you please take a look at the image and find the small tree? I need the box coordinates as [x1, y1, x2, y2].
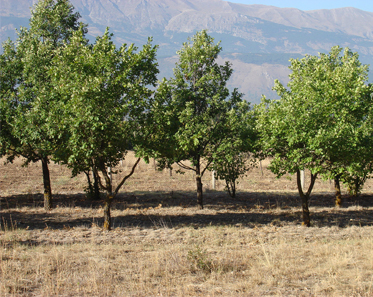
[256, 95, 319, 227]
[213, 102, 258, 198]
[0, 0, 87, 210]
[341, 164, 372, 197]
[256, 46, 373, 226]
[153, 30, 248, 208]
[338, 135, 373, 197]
[51, 28, 158, 230]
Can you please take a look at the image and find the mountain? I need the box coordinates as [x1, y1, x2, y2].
[2, 0, 373, 103]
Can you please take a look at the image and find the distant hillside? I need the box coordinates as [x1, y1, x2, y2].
[2, 0, 373, 103]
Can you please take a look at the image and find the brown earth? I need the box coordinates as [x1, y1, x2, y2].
[1, 153, 373, 232]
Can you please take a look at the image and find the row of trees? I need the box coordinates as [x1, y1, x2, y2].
[1, 0, 373, 229]
[0, 0, 256, 230]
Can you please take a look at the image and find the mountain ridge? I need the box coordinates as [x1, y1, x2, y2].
[3, 0, 373, 39]
[1, 0, 373, 103]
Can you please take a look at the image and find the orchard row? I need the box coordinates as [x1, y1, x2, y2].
[1, 0, 372, 229]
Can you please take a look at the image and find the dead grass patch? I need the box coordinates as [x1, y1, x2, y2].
[1, 224, 373, 296]
[1, 155, 373, 296]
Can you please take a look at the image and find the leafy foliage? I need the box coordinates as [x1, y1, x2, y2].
[0, 0, 87, 210]
[153, 30, 253, 207]
[256, 46, 373, 224]
[212, 102, 258, 198]
[50, 28, 159, 229]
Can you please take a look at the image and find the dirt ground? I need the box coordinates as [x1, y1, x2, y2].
[1, 154, 373, 233]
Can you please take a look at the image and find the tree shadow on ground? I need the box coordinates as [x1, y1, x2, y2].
[1, 191, 373, 231]
[2, 190, 370, 209]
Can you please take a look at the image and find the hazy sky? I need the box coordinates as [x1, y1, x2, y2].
[227, 0, 373, 12]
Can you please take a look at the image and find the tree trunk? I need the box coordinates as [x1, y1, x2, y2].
[41, 157, 52, 211]
[93, 170, 100, 200]
[296, 170, 317, 227]
[84, 171, 94, 198]
[232, 182, 236, 198]
[334, 174, 342, 207]
[196, 176, 203, 209]
[226, 180, 236, 198]
[102, 170, 113, 231]
[103, 194, 113, 231]
[196, 160, 203, 209]
[300, 192, 310, 227]
[101, 158, 141, 231]
[84, 170, 100, 200]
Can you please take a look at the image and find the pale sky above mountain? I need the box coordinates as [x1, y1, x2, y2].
[228, 0, 373, 12]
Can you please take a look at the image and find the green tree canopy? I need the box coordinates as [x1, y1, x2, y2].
[212, 101, 258, 198]
[0, 0, 87, 210]
[256, 46, 373, 226]
[51, 28, 159, 230]
[152, 30, 253, 208]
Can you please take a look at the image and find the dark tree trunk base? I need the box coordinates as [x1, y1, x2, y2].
[41, 157, 52, 211]
[301, 195, 311, 227]
[196, 176, 203, 209]
[335, 175, 342, 208]
[103, 194, 113, 231]
[297, 170, 317, 227]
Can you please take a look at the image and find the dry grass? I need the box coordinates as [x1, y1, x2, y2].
[2, 223, 373, 296]
[1, 154, 373, 296]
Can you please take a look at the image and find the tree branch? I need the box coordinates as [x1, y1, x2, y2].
[177, 161, 195, 172]
[296, 169, 304, 197]
[92, 162, 107, 192]
[201, 159, 213, 177]
[114, 157, 141, 196]
[306, 172, 318, 197]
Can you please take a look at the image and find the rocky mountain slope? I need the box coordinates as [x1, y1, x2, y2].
[2, 0, 373, 102]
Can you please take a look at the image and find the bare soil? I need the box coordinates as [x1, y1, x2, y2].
[1, 154, 373, 231]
